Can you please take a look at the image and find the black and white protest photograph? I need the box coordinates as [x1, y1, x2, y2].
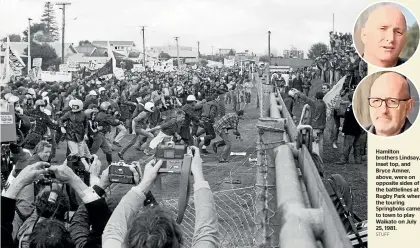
[0, 0, 368, 247]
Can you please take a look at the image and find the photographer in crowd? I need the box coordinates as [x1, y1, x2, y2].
[102, 147, 220, 248]
[1, 158, 133, 248]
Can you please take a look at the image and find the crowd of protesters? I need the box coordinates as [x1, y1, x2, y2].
[0, 56, 368, 247]
[313, 31, 368, 89]
[0, 64, 256, 248]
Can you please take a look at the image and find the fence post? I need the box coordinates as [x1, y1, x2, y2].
[255, 72, 278, 247]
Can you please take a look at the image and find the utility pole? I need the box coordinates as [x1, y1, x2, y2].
[56, 2, 71, 65]
[139, 26, 147, 66]
[332, 13, 335, 33]
[268, 31, 271, 81]
[268, 31, 271, 66]
[174, 37, 180, 68]
[197, 41, 200, 58]
[211, 46, 214, 60]
[28, 18, 32, 75]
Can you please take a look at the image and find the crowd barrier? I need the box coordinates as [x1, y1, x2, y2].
[254, 70, 353, 248]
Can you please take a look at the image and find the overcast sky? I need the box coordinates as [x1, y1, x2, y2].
[0, 0, 369, 56]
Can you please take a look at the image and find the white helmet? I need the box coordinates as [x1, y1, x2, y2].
[4, 93, 12, 101]
[69, 99, 84, 112]
[8, 95, 19, 104]
[98, 87, 106, 93]
[43, 109, 52, 116]
[186, 95, 197, 102]
[89, 90, 98, 96]
[144, 102, 155, 113]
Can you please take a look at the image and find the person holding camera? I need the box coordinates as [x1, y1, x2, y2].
[1, 159, 117, 248]
[212, 110, 244, 163]
[103, 147, 221, 248]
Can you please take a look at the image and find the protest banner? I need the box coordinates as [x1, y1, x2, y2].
[114, 67, 125, 80]
[224, 58, 235, 67]
[132, 64, 145, 72]
[32, 58, 42, 68]
[40, 71, 72, 82]
[59, 64, 69, 72]
[323, 75, 347, 119]
[1, 37, 25, 84]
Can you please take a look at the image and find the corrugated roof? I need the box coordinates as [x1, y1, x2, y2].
[90, 47, 107, 57]
[67, 54, 109, 64]
[75, 44, 97, 56]
[92, 41, 136, 48]
[45, 42, 77, 57]
[128, 51, 141, 58]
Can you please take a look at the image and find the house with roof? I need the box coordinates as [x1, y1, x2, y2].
[149, 45, 198, 59]
[91, 41, 136, 57]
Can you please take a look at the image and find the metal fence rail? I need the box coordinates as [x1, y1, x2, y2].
[254, 70, 353, 248]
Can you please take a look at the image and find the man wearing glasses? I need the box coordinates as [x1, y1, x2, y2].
[367, 72, 413, 136]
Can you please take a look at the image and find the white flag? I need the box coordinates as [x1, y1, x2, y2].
[323, 75, 347, 118]
[107, 41, 117, 71]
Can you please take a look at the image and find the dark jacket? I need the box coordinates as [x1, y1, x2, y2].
[58, 111, 89, 142]
[182, 104, 201, 126]
[83, 95, 98, 110]
[342, 104, 362, 136]
[24, 109, 60, 135]
[201, 100, 219, 123]
[1, 196, 16, 248]
[290, 77, 303, 92]
[298, 93, 327, 129]
[95, 111, 120, 134]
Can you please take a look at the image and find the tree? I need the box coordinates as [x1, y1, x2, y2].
[24, 42, 60, 70]
[159, 52, 171, 60]
[22, 23, 51, 42]
[401, 23, 419, 59]
[78, 40, 92, 46]
[259, 55, 269, 63]
[228, 49, 235, 56]
[200, 59, 208, 67]
[307, 42, 328, 60]
[2, 34, 22, 42]
[41, 2, 59, 41]
[116, 58, 134, 70]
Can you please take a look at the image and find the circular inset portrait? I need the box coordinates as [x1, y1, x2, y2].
[353, 2, 419, 68]
[353, 71, 419, 137]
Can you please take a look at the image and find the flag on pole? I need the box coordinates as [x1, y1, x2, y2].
[107, 41, 116, 71]
[323, 75, 347, 119]
[1, 37, 25, 85]
[0, 37, 10, 85]
[86, 59, 113, 80]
